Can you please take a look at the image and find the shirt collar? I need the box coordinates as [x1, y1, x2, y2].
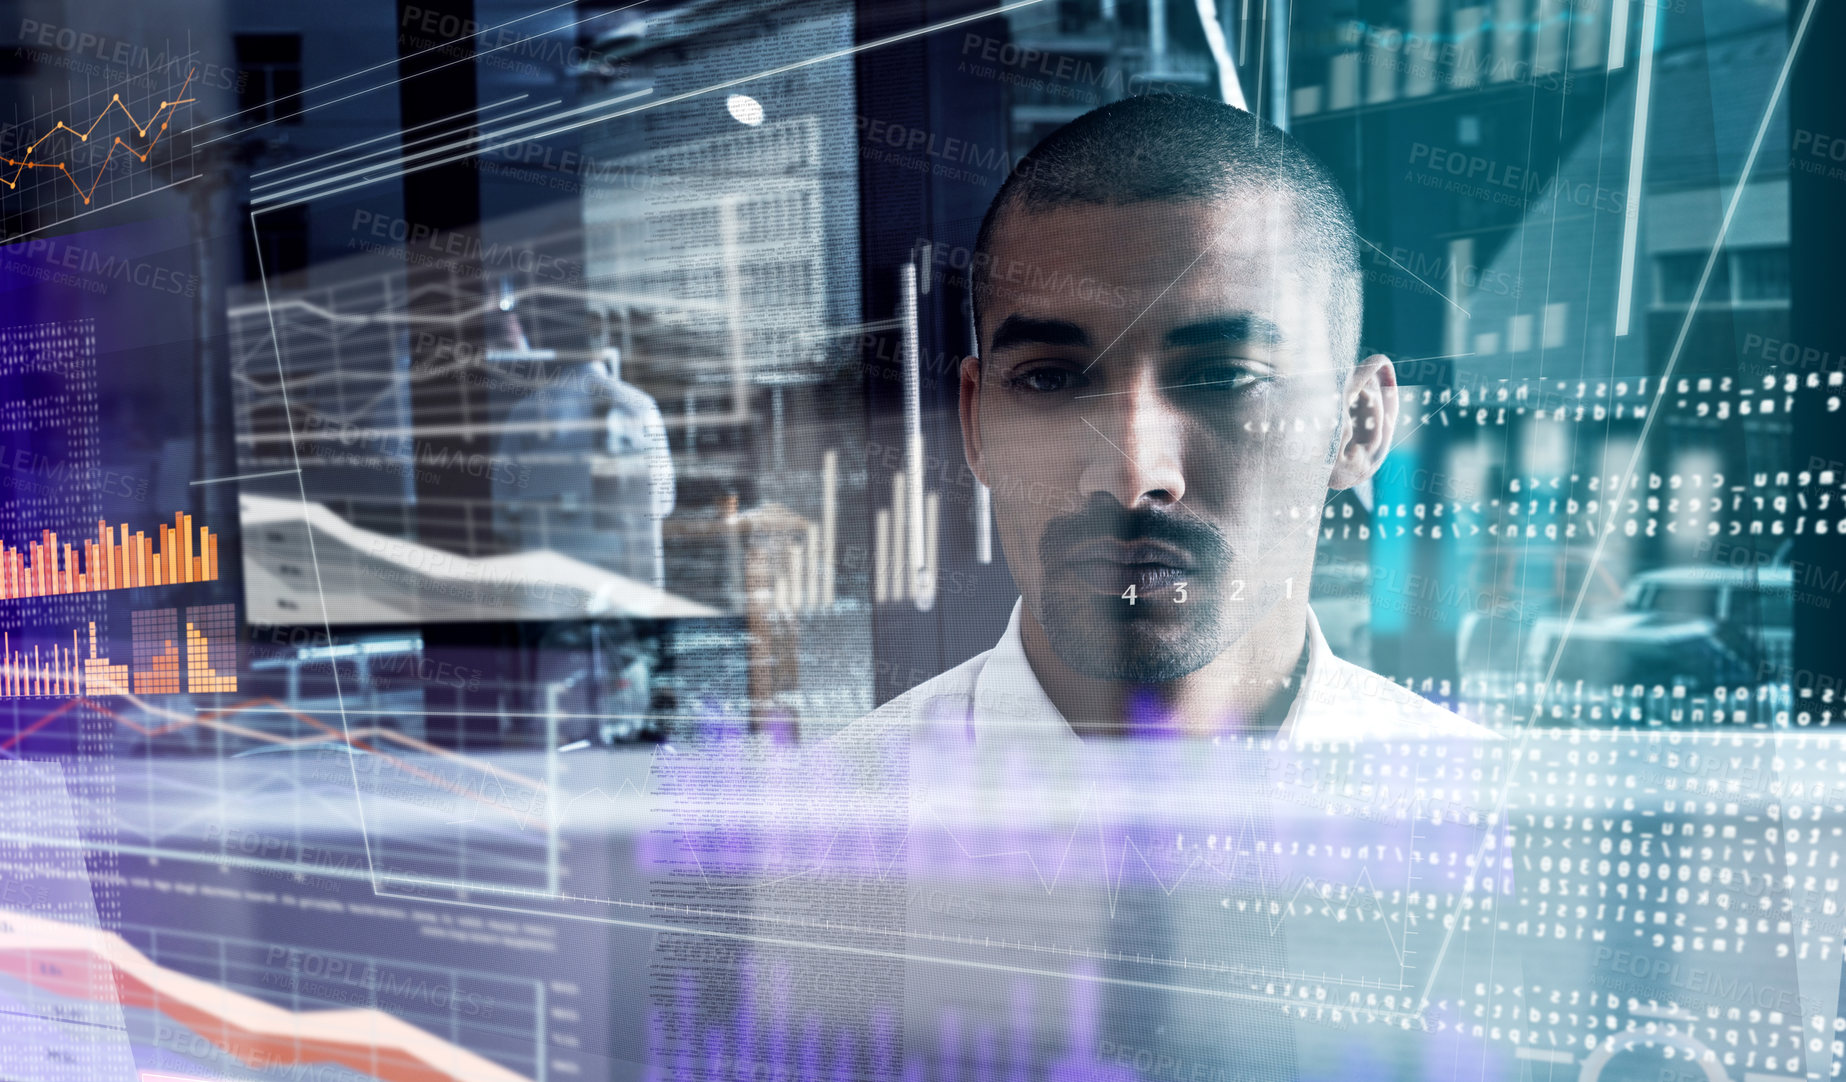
[971, 598, 1085, 746]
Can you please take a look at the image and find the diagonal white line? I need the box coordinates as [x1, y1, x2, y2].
[1079, 243, 1215, 374]
[189, 468, 299, 487]
[254, 0, 1054, 213]
[1078, 415, 1207, 525]
[1070, 225, 1462, 383]
[1358, 235, 1470, 317]
[0, 175, 199, 245]
[1071, 362, 1345, 399]
[1074, 375, 1271, 399]
[248, 208, 378, 889]
[196, 0, 598, 141]
[250, 96, 555, 192]
[253, 88, 652, 206]
[1418, 0, 1826, 1014]
[1613, 0, 1662, 335]
[1540, 0, 1820, 723]
[1195, 0, 1249, 110]
[249, 93, 530, 179]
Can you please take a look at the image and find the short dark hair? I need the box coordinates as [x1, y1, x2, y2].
[970, 93, 1363, 380]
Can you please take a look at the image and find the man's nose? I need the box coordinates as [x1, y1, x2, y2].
[1078, 370, 1187, 509]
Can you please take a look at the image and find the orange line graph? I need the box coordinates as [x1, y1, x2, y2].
[0, 68, 195, 205]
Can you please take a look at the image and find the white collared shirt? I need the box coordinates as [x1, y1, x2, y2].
[804, 598, 1504, 1074]
[857, 597, 1495, 744]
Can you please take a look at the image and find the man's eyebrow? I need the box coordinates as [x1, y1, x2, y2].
[1163, 315, 1288, 349]
[988, 315, 1091, 353]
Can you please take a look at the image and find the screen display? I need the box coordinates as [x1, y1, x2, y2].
[0, 0, 1837, 1079]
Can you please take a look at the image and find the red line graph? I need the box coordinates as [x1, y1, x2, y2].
[0, 68, 195, 205]
[0, 907, 533, 1082]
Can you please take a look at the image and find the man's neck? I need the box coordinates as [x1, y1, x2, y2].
[1018, 601, 1313, 739]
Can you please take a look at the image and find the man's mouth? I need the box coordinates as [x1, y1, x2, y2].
[1060, 540, 1195, 597]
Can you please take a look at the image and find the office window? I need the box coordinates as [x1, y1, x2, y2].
[234, 33, 303, 125]
[1655, 250, 1731, 305]
[1732, 247, 1790, 302]
[240, 203, 308, 282]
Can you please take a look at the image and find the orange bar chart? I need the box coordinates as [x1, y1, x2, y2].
[131, 608, 181, 694]
[0, 512, 218, 600]
[2, 628, 84, 698]
[84, 622, 129, 694]
[0, 605, 237, 699]
[183, 604, 236, 693]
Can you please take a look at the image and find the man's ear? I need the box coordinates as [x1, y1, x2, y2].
[1328, 353, 1397, 491]
[959, 355, 989, 486]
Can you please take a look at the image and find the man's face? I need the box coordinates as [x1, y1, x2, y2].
[963, 197, 1363, 684]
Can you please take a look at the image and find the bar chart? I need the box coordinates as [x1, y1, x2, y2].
[0, 512, 220, 599]
[0, 604, 237, 698]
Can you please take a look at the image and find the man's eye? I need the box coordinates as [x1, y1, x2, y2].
[1191, 366, 1267, 392]
[1007, 368, 1086, 394]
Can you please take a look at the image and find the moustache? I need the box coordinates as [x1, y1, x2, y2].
[1037, 497, 1231, 572]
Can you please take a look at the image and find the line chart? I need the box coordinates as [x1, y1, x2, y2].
[0, 67, 196, 208]
[0, 907, 536, 1082]
[0, 63, 198, 227]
